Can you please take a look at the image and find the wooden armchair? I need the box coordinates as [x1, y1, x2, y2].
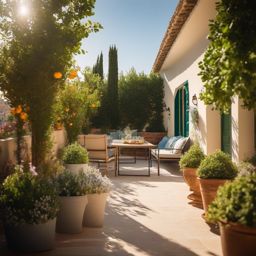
[81, 134, 115, 176]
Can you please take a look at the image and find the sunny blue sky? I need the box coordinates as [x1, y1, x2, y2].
[75, 0, 179, 75]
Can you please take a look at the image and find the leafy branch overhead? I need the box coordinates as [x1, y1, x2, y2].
[0, 0, 102, 167]
[199, 0, 256, 111]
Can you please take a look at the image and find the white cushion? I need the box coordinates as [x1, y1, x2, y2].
[172, 137, 188, 154]
[151, 149, 182, 159]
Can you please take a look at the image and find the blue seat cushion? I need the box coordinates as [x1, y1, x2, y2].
[158, 136, 169, 149]
[165, 136, 182, 149]
[109, 130, 125, 139]
[109, 131, 119, 140]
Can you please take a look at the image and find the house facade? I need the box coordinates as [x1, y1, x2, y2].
[153, 0, 255, 162]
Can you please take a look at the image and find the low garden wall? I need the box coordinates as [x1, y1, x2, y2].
[0, 130, 166, 177]
[0, 130, 66, 176]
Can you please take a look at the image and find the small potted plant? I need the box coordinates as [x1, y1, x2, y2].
[83, 166, 112, 227]
[197, 150, 237, 214]
[179, 144, 205, 205]
[207, 174, 256, 256]
[55, 170, 88, 233]
[62, 142, 89, 174]
[0, 164, 59, 252]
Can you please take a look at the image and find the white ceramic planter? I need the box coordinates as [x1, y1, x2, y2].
[4, 218, 56, 252]
[83, 193, 109, 227]
[56, 195, 88, 233]
[64, 164, 88, 174]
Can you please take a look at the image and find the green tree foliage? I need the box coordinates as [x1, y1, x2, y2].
[199, 0, 256, 112]
[56, 77, 100, 144]
[119, 69, 165, 131]
[92, 52, 104, 79]
[92, 56, 99, 74]
[0, 0, 101, 167]
[107, 45, 119, 129]
[82, 67, 103, 132]
[98, 52, 104, 80]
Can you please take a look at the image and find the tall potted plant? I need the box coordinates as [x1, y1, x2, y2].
[197, 150, 237, 214]
[62, 143, 89, 174]
[207, 173, 256, 256]
[55, 170, 88, 233]
[179, 144, 205, 205]
[0, 164, 59, 252]
[83, 166, 112, 227]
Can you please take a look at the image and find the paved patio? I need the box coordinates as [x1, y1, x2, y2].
[0, 160, 221, 256]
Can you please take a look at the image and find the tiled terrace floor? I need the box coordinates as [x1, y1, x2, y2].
[0, 160, 221, 256]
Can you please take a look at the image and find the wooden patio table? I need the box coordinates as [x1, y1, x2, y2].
[111, 140, 156, 177]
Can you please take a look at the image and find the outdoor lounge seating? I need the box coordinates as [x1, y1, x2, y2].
[79, 134, 115, 176]
[151, 136, 190, 175]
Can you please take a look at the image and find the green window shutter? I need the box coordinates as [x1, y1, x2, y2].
[221, 112, 231, 155]
[184, 82, 189, 137]
[174, 83, 189, 137]
[174, 89, 180, 136]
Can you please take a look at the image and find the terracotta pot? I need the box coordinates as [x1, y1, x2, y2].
[64, 164, 88, 175]
[199, 178, 229, 213]
[182, 168, 202, 204]
[83, 193, 109, 227]
[219, 222, 256, 256]
[56, 195, 88, 233]
[4, 218, 56, 252]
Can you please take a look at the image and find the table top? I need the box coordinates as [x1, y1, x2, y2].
[111, 139, 155, 148]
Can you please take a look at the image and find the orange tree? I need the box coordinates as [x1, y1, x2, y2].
[0, 1, 101, 168]
[55, 74, 100, 144]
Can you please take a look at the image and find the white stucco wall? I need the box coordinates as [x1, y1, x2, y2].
[231, 97, 255, 162]
[160, 0, 218, 155]
[159, 0, 255, 160]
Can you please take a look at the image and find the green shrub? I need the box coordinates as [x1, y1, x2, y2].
[119, 69, 164, 131]
[207, 174, 256, 227]
[62, 143, 89, 164]
[197, 150, 237, 179]
[0, 167, 59, 225]
[83, 166, 112, 194]
[179, 144, 205, 169]
[55, 170, 88, 197]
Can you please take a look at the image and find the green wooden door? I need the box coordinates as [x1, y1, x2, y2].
[174, 82, 189, 137]
[221, 112, 231, 155]
[175, 89, 181, 136]
[183, 82, 189, 137]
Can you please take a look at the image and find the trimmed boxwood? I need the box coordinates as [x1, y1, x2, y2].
[207, 173, 256, 227]
[179, 144, 205, 169]
[62, 142, 89, 164]
[197, 150, 237, 179]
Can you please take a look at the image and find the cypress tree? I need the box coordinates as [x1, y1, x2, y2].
[92, 55, 99, 74]
[92, 53, 104, 80]
[98, 52, 104, 79]
[107, 45, 119, 129]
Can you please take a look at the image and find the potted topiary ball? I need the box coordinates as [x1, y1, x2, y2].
[207, 174, 256, 256]
[197, 150, 237, 214]
[55, 170, 88, 233]
[179, 144, 205, 205]
[83, 166, 112, 227]
[0, 164, 59, 252]
[62, 142, 89, 174]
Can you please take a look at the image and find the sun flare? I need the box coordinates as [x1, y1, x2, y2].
[18, 4, 29, 17]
